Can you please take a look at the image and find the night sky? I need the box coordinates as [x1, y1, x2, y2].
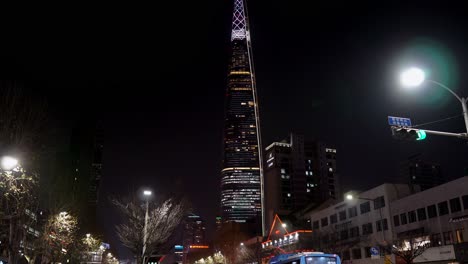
[2, 1, 468, 258]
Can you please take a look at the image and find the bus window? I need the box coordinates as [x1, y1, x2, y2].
[306, 257, 337, 264]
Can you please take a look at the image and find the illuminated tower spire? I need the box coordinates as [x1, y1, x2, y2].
[231, 0, 247, 41]
[220, 0, 264, 235]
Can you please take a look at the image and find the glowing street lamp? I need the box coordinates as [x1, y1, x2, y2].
[399, 67, 468, 134]
[400, 67, 426, 87]
[1, 156, 19, 171]
[345, 194, 354, 201]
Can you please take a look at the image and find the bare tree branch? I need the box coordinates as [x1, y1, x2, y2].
[111, 194, 190, 263]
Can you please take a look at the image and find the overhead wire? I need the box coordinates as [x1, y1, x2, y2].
[412, 114, 463, 128]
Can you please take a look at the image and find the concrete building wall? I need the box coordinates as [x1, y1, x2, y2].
[304, 184, 413, 264]
[303, 177, 468, 264]
[390, 176, 468, 246]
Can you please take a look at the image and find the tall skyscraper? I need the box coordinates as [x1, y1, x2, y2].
[263, 133, 340, 229]
[220, 0, 264, 233]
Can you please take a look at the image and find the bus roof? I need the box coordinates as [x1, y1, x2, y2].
[269, 252, 338, 263]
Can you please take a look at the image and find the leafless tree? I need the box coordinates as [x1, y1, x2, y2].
[238, 239, 263, 264]
[112, 194, 190, 263]
[212, 223, 251, 264]
[380, 233, 431, 264]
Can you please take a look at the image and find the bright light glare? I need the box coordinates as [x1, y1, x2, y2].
[282, 223, 287, 228]
[400, 67, 425, 87]
[1, 156, 18, 170]
[346, 194, 354, 200]
[143, 190, 152, 196]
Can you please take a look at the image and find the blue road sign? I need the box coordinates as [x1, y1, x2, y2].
[370, 247, 380, 259]
[388, 116, 412, 127]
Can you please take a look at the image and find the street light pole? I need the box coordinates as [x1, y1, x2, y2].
[426, 80, 468, 134]
[1, 156, 20, 264]
[142, 190, 152, 264]
[400, 68, 468, 138]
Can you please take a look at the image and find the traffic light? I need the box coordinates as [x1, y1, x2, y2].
[391, 127, 427, 141]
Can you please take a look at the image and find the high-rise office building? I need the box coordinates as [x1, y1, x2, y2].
[263, 133, 340, 229]
[69, 118, 103, 233]
[183, 214, 207, 248]
[220, 0, 263, 232]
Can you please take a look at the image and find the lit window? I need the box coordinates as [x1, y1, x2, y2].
[329, 168, 333, 172]
[307, 189, 310, 193]
[281, 168, 286, 174]
[305, 171, 309, 176]
[287, 193, 291, 197]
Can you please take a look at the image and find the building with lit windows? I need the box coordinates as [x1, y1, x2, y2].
[263, 133, 340, 229]
[303, 176, 468, 264]
[183, 214, 209, 264]
[183, 214, 207, 248]
[305, 183, 413, 264]
[220, 0, 263, 233]
[390, 176, 468, 264]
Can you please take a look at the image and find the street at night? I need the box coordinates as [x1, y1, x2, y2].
[1, 1, 468, 264]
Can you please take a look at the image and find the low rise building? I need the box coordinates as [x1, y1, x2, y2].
[302, 176, 468, 264]
[304, 183, 412, 264]
[390, 176, 468, 264]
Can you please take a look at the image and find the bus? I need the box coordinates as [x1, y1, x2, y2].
[269, 252, 341, 264]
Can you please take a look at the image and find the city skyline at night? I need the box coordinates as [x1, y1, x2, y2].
[2, 1, 468, 260]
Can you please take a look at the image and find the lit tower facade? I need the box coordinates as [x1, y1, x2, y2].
[220, 0, 264, 234]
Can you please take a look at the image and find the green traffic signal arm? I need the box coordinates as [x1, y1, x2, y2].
[391, 126, 468, 140]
